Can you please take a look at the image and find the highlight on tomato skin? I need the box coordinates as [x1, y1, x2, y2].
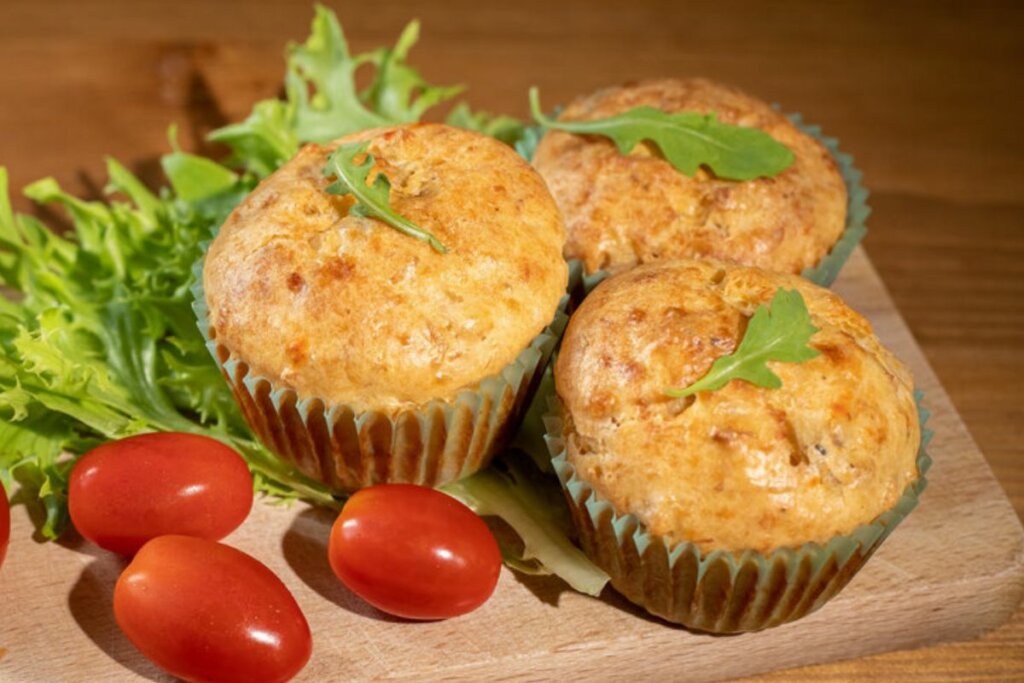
[0, 479, 9, 571]
[114, 535, 312, 683]
[328, 483, 502, 620]
[68, 432, 254, 555]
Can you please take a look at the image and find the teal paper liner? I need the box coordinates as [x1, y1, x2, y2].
[543, 391, 931, 633]
[541, 268, 930, 632]
[792, 112, 870, 287]
[191, 246, 569, 492]
[519, 109, 869, 288]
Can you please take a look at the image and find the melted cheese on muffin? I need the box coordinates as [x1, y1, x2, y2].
[533, 78, 847, 275]
[556, 260, 919, 552]
[204, 123, 567, 412]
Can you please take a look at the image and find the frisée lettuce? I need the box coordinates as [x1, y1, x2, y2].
[0, 6, 606, 595]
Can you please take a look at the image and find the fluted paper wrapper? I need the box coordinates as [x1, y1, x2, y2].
[191, 251, 568, 491]
[794, 112, 870, 287]
[521, 111, 869, 289]
[543, 396, 932, 633]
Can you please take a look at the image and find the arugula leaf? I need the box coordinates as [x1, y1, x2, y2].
[443, 452, 609, 596]
[665, 288, 820, 397]
[0, 7, 478, 541]
[209, 6, 462, 178]
[0, 8, 608, 596]
[529, 87, 795, 181]
[323, 141, 447, 253]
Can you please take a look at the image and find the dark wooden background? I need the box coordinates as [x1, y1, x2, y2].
[0, 0, 1021, 679]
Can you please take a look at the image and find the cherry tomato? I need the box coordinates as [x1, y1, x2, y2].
[328, 484, 501, 620]
[115, 535, 312, 683]
[69, 432, 253, 555]
[0, 480, 9, 570]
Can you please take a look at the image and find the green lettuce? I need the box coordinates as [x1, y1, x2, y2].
[0, 163, 336, 537]
[0, 6, 605, 594]
[443, 369, 609, 595]
[445, 103, 526, 146]
[444, 453, 608, 596]
[208, 5, 465, 177]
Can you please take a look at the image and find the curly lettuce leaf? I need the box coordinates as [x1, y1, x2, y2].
[445, 102, 526, 146]
[209, 5, 462, 178]
[0, 163, 336, 538]
[0, 6, 484, 541]
[0, 8, 605, 596]
[361, 20, 465, 123]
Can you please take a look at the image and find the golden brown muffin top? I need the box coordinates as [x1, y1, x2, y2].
[203, 123, 567, 412]
[555, 260, 919, 553]
[533, 78, 847, 275]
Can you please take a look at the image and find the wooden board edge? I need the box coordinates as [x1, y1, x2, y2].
[389, 568, 1024, 683]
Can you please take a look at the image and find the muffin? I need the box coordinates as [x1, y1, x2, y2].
[547, 259, 926, 632]
[196, 123, 568, 490]
[532, 78, 853, 279]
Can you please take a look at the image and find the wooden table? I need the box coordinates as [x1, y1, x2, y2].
[1, 1, 1021, 679]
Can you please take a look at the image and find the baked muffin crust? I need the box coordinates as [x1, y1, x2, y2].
[555, 260, 919, 553]
[533, 78, 847, 275]
[204, 123, 567, 412]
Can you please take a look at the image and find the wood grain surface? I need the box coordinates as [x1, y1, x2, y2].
[0, 0, 1022, 680]
[1, 248, 1020, 682]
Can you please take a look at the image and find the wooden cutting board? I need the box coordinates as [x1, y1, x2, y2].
[1, 247, 1022, 683]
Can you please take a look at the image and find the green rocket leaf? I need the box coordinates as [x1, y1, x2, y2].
[666, 288, 820, 397]
[529, 87, 794, 181]
[323, 140, 447, 253]
[0, 9, 610, 593]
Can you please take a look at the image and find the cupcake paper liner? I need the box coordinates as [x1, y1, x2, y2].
[191, 248, 569, 491]
[544, 266, 930, 632]
[792, 112, 870, 287]
[519, 109, 869, 289]
[543, 391, 931, 633]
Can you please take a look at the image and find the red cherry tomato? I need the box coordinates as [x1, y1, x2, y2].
[115, 535, 312, 683]
[328, 484, 501, 620]
[0, 480, 9, 570]
[69, 432, 253, 555]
